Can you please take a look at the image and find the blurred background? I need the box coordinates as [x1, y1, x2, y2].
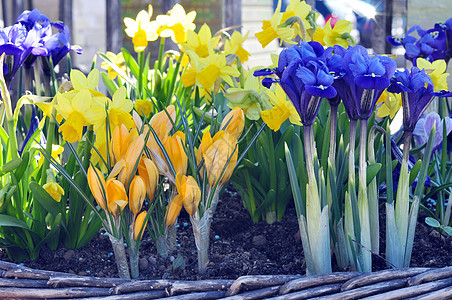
[0, 0, 450, 75]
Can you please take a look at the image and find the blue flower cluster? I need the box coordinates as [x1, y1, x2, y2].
[0, 9, 82, 86]
[387, 18, 452, 64]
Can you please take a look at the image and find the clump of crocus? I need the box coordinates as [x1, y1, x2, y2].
[87, 124, 158, 279]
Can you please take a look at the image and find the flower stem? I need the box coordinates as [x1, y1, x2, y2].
[108, 235, 130, 279]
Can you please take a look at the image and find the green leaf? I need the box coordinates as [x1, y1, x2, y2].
[101, 72, 118, 95]
[409, 160, 422, 187]
[121, 48, 140, 79]
[443, 226, 452, 237]
[29, 181, 65, 218]
[0, 158, 22, 176]
[425, 217, 441, 228]
[366, 163, 382, 186]
[0, 214, 30, 230]
[172, 253, 186, 270]
[14, 151, 29, 181]
[285, 143, 304, 218]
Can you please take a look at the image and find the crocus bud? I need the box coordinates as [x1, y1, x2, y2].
[87, 166, 107, 210]
[129, 175, 146, 216]
[175, 172, 201, 216]
[138, 157, 159, 201]
[106, 179, 128, 217]
[221, 107, 245, 140]
[165, 195, 182, 227]
[204, 133, 238, 187]
[134, 211, 148, 241]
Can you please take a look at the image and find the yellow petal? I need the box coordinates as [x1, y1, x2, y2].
[181, 175, 201, 215]
[221, 107, 245, 140]
[70, 69, 87, 90]
[43, 182, 65, 202]
[165, 194, 182, 226]
[133, 211, 148, 241]
[87, 166, 107, 210]
[106, 179, 128, 217]
[138, 157, 159, 201]
[129, 175, 146, 216]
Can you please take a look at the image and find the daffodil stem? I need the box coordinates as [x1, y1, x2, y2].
[109, 234, 131, 279]
[157, 37, 166, 72]
[166, 52, 184, 106]
[40, 114, 56, 184]
[0, 73, 18, 159]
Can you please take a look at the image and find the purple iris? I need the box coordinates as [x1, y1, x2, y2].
[387, 66, 452, 133]
[387, 24, 448, 64]
[254, 41, 337, 126]
[413, 112, 452, 154]
[331, 45, 396, 120]
[42, 22, 82, 67]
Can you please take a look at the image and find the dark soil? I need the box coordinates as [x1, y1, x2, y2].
[1, 186, 451, 280]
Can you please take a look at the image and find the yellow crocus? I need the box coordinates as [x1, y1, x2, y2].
[165, 194, 183, 226]
[133, 211, 148, 241]
[204, 132, 238, 187]
[163, 131, 188, 182]
[224, 31, 251, 63]
[101, 52, 126, 80]
[138, 157, 159, 201]
[376, 90, 402, 119]
[106, 179, 128, 217]
[87, 166, 107, 210]
[118, 133, 146, 187]
[43, 182, 65, 202]
[175, 172, 201, 216]
[255, 1, 296, 48]
[261, 85, 302, 131]
[124, 5, 159, 52]
[313, 19, 354, 48]
[221, 107, 245, 141]
[416, 58, 449, 91]
[182, 24, 220, 58]
[129, 175, 146, 216]
[156, 4, 196, 44]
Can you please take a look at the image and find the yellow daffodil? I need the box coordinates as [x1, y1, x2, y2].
[376, 90, 402, 119]
[106, 179, 128, 217]
[129, 175, 146, 216]
[89, 86, 135, 146]
[101, 52, 126, 80]
[135, 99, 154, 118]
[156, 4, 196, 44]
[224, 31, 250, 63]
[138, 157, 159, 201]
[225, 69, 272, 120]
[87, 166, 107, 210]
[38, 144, 64, 167]
[43, 182, 65, 202]
[181, 67, 198, 87]
[313, 19, 354, 47]
[220, 107, 245, 141]
[124, 5, 159, 52]
[203, 132, 238, 187]
[56, 89, 93, 143]
[182, 24, 219, 58]
[255, 1, 296, 48]
[195, 49, 240, 89]
[416, 58, 449, 91]
[281, 0, 314, 39]
[133, 211, 148, 240]
[261, 85, 302, 131]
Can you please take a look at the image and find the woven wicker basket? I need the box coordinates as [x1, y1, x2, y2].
[1, 260, 452, 299]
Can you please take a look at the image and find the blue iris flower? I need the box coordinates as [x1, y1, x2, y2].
[387, 67, 452, 133]
[253, 41, 337, 126]
[330, 45, 396, 120]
